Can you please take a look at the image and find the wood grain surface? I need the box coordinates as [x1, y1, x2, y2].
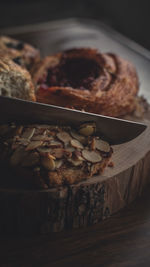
[1, 187, 150, 267]
[1, 19, 150, 266]
[0, 120, 150, 234]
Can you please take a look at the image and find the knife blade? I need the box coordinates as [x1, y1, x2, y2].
[0, 96, 146, 144]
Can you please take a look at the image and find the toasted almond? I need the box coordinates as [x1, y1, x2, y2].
[32, 135, 53, 141]
[70, 130, 86, 144]
[21, 152, 40, 167]
[25, 140, 43, 151]
[70, 139, 84, 149]
[95, 139, 110, 152]
[74, 150, 84, 161]
[41, 156, 55, 170]
[51, 148, 64, 159]
[79, 123, 96, 136]
[10, 146, 27, 166]
[68, 158, 83, 166]
[37, 147, 52, 153]
[57, 131, 72, 144]
[90, 138, 96, 150]
[22, 128, 35, 140]
[82, 150, 102, 163]
[15, 126, 23, 136]
[17, 138, 30, 146]
[55, 159, 63, 169]
[49, 140, 62, 148]
[64, 146, 75, 153]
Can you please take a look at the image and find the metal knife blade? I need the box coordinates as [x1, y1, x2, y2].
[0, 96, 146, 144]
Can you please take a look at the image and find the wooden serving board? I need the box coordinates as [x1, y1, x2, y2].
[0, 116, 150, 234]
[1, 19, 150, 234]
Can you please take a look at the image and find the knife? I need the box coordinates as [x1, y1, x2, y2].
[0, 96, 146, 145]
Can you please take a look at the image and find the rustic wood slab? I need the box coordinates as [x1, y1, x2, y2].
[0, 19, 150, 234]
[0, 117, 150, 234]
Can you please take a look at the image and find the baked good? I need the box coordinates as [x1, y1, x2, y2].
[0, 36, 40, 70]
[0, 55, 36, 101]
[0, 122, 112, 189]
[32, 48, 139, 117]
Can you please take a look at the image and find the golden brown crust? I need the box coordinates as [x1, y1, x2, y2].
[0, 55, 36, 101]
[0, 123, 112, 189]
[32, 48, 139, 117]
[0, 36, 40, 70]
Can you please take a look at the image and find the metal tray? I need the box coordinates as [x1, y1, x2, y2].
[1, 18, 150, 101]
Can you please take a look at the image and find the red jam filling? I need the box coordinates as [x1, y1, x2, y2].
[39, 58, 100, 90]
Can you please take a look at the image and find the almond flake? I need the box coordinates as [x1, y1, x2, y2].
[70, 139, 83, 149]
[55, 159, 63, 169]
[37, 147, 52, 153]
[41, 156, 55, 170]
[70, 130, 86, 144]
[79, 123, 96, 136]
[32, 135, 53, 141]
[51, 148, 64, 158]
[57, 131, 72, 144]
[82, 150, 102, 163]
[64, 146, 75, 153]
[22, 128, 35, 140]
[68, 158, 83, 166]
[49, 140, 62, 148]
[25, 140, 43, 151]
[95, 139, 110, 152]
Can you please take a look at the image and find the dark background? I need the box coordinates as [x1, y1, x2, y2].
[0, 0, 150, 50]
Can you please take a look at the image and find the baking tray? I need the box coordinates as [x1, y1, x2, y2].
[1, 18, 150, 102]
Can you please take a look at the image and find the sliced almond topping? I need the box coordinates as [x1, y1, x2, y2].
[95, 139, 110, 152]
[82, 150, 102, 163]
[15, 126, 23, 136]
[49, 140, 62, 148]
[51, 148, 64, 159]
[55, 159, 63, 169]
[70, 139, 84, 149]
[21, 152, 40, 167]
[79, 123, 96, 136]
[90, 138, 96, 150]
[64, 146, 75, 153]
[22, 128, 35, 140]
[37, 147, 52, 153]
[41, 156, 55, 170]
[57, 131, 72, 144]
[68, 158, 83, 166]
[18, 138, 30, 146]
[32, 135, 53, 141]
[70, 131, 86, 144]
[74, 150, 84, 161]
[25, 140, 43, 151]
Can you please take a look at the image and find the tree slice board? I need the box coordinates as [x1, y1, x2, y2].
[0, 115, 150, 234]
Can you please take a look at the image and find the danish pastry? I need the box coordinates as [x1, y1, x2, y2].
[0, 36, 40, 70]
[32, 48, 139, 117]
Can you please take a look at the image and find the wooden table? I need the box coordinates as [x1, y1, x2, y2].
[0, 19, 150, 266]
[1, 188, 150, 266]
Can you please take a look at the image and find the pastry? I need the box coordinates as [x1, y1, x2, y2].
[0, 35, 40, 70]
[32, 48, 139, 117]
[0, 55, 36, 101]
[0, 122, 112, 189]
